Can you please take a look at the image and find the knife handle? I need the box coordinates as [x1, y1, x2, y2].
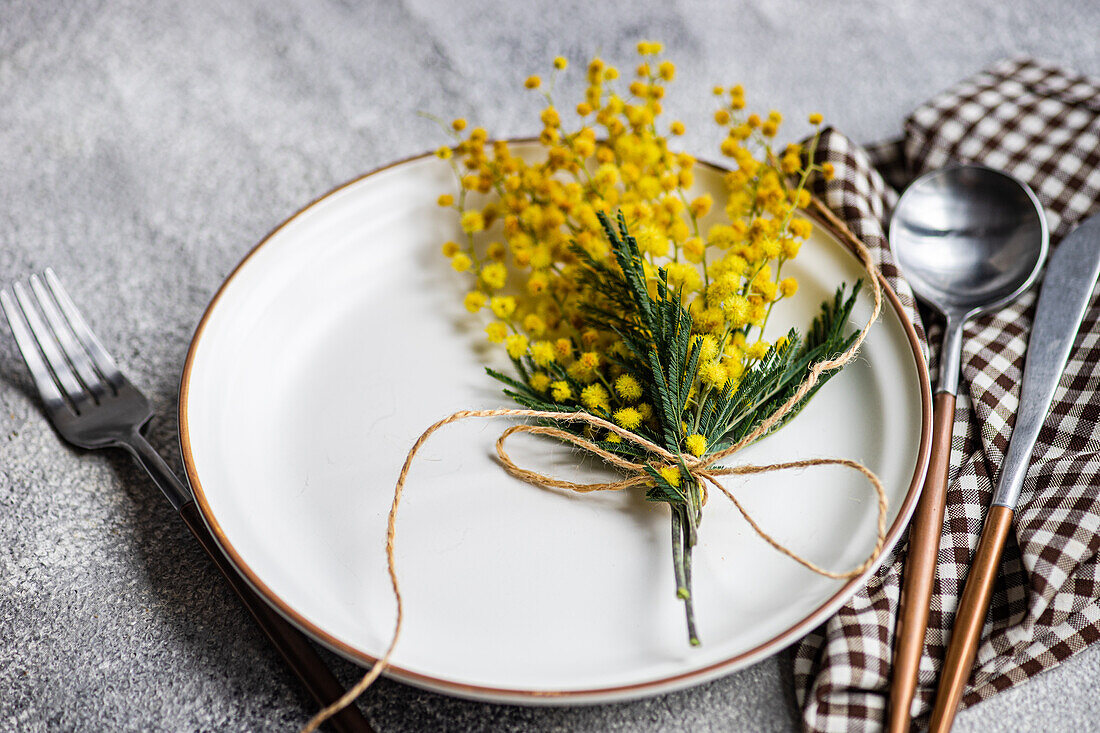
[929, 505, 1014, 732]
[179, 500, 374, 733]
[887, 390, 956, 733]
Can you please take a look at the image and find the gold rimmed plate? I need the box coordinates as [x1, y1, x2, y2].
[179, 143, 931, 704]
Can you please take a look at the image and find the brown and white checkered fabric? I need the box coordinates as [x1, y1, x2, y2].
[792, 58, 1100, 732]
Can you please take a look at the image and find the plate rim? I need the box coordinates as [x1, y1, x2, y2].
[177, 143, 933, 704]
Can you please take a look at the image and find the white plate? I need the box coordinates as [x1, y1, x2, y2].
[179, 145, 931, 704]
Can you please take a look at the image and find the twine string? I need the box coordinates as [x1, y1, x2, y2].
[302, 210, 884, 732]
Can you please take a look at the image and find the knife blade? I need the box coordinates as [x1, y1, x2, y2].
[992, 210, 1100, 509]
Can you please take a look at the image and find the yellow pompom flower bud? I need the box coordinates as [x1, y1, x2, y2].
[567, 361, 594, 384]
[451, 252, 472, 272]
[822, 162, 836, 180]
[485, 321, 508, 343]
[581, 383, 611, 413]
[781, 237, 802, 259]
[683, 237, 705, 263]
[690, 194, 713, 218]
[613, 407, 642, 430]
[808, 112, 823, 125]
[696, 335, 720, 362]
[525, 75, 542, 89]
[523, 313, 546, 335]
[526, 271, 549, 296]
[604, 431, 621, 444]
[594, 163, 620, 188]
[553, 56, 567, 70]
[587, 57, 605, 80]
[789, 218, 813, 239]
[540, 106, 560, 129]
[451, 118, 467, 131]
[550, 380, 572, 402]
[554, 338, 573, 361]
[658, 465, 681, 488]
[531, 340, 556, 367]
[685, 434, 707, 457]
[756, 278, 778, 301]
[505, 334, 529, 359]
[615, 374, 643, 402]
[460, 210, 485, 233]
[530, 372, 551, 393]
[780, 277, 799, 297]
[438, 194, 454, 207]
[490, 295, 517, 319]
[463, 291, 486, 312]
[714, 109, 731, 125]
[436, 146, 452, 160]
[670, 120, 685, 136]
[658, 61, 675, 81]
[665, 262, 702, 292]
[697, 306, 725, 335]
[698, 360, 727, 389]
[725, 294, 750, 327]
[441, 240, 460, 257]
[480, 262, 507, 289]
[746, 340, 770, 360]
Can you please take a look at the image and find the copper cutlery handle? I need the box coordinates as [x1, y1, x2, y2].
[887, 390, 956, 733]
[179, 500, 374, 733]
[928, 505, 1014, 732]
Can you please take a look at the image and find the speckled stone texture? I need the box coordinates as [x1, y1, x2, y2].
[2, 2, 1100, 731]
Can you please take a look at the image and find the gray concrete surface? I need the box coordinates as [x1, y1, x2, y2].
[3, 1, 1100, 730]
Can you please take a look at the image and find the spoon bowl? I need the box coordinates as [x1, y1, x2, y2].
[890, 165, 1048, 320]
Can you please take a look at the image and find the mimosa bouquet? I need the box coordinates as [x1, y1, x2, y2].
[431, 43, 873, 644]
[304, 40, 889, 733]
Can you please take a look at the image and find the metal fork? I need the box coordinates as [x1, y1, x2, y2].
[2, 269, 372, 733]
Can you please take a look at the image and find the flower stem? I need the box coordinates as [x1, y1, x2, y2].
[670, 507, 689, 599]
[671, 504, 701, 646]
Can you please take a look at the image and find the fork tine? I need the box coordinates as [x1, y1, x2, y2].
[43, 269, 124, 389]
[12, 281, 89, 408]
[30, 274, 109, 402]
[1, 289, 70, 413]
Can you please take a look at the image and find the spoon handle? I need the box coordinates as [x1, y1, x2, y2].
[887, 390, 956, 733]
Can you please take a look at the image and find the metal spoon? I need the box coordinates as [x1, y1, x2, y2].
[885, 164, 1048, 732]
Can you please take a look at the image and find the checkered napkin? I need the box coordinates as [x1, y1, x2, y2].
[791, 58, 1100, 731]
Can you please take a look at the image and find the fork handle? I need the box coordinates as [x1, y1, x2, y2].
[121, 434, 374, 733]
